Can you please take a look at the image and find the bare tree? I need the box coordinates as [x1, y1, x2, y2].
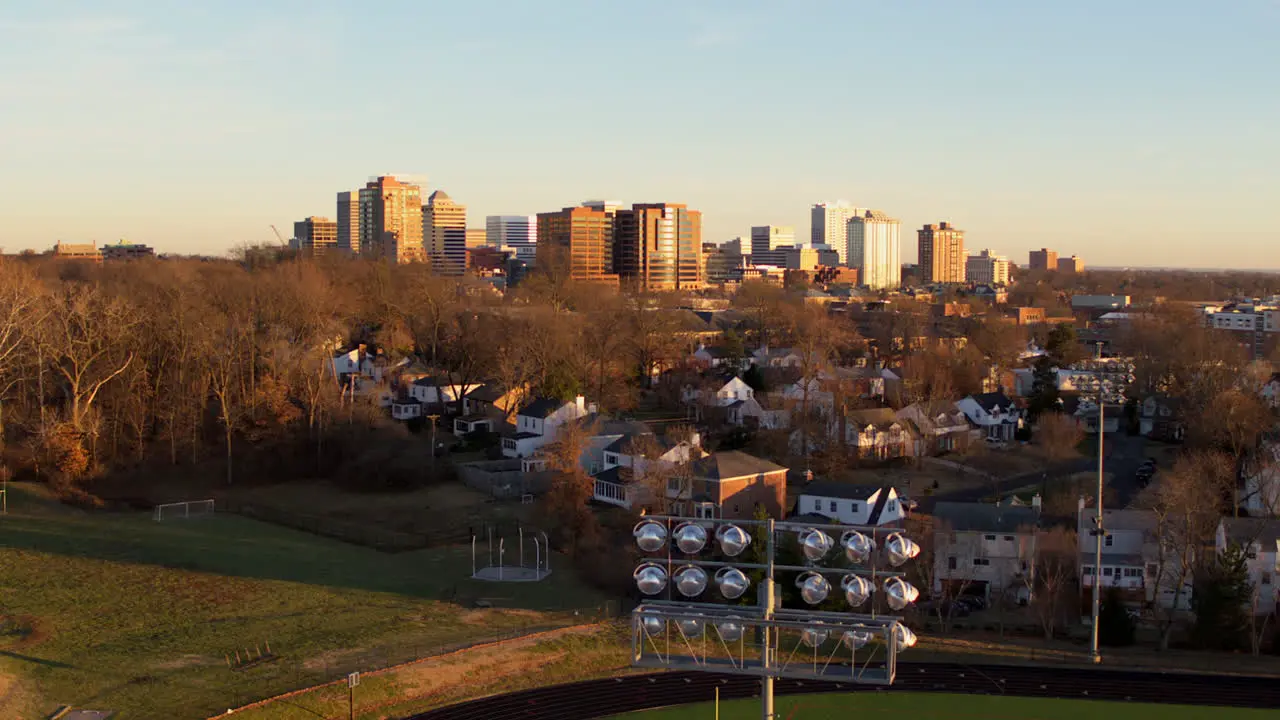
[1019, 525, 1077, 640]
[1034, 411, 1084, 463]
[1139, 450, 1235, 650]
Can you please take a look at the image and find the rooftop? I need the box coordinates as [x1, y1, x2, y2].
[690, 451, 786, 481]
[932, 502, 1039, 533]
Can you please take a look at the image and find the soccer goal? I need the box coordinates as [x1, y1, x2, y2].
[153, 499, 216, 521]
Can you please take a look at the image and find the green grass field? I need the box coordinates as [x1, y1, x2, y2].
[0, 483, 603, 720]
[610, 692, 1275, 719]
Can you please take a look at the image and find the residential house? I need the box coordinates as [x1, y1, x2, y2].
[791, 481, 906, 527]
[1073, 400, 1123, 434]
[842, 408, 915, 460]
[1139, 394, 1185, 443]
[500, 395, 590, 458]
[1242, 442, 1280, 517]
[454, 383, 523, 437]
[691, 344, 747, 371]
[409, 376, 481, 409]
[897, 401, 973, 456]
[1215, 518, 1280, 615]
[957, 392, 1024, 442]
[666, 451, 788, 520]
[751, 346, 805, 369]
[932, 501, 1041, 603]
[592, 429, 706, 510]
[726, 393, 790, 430]
[1260, 373, 1280, 409]
[1077, 499, 1193, 614]
[390, 398, 423, 421]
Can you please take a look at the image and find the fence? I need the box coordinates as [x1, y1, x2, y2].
[457, 459, 548, 500]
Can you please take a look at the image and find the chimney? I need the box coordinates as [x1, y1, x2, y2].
[575, 395, 586, 413]
[1032, 494, 1042, 512]
[1077, 495, 1085, 515]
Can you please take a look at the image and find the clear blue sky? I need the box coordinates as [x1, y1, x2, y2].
[2, 0, 1278, 267]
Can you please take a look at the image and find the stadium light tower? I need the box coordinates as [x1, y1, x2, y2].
[1071, 343, 1134, 664]
[631, 516, 921, 719]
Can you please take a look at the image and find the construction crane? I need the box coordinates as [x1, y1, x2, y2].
[269, 225, 288, 246]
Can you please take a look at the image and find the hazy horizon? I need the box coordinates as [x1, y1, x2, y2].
[2, 1, 1278, 268]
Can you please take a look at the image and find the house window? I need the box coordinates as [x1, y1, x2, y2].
[829, 501, 837, 513]
[948, 556, 957, 570]
[1003, 535, 1015, 542]
[1083, 566, 1094, 575]
[1104, 535, 1113, 547]
[1263, 573, 1273, 585]
[973, 558, 990, 567]
[1123, 568, 1141, 578]
[812, 498, 822, 512]
[605, 453, 618, 466]
[1103, 568, 1113, 576]
[850, 502, 860, 514]
[887, 500, 897, 512]
[984, 534, 996, 541]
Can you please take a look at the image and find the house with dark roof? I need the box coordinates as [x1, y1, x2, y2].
[957, 391, 1024, 441]
[896, 401, 973, 456]
[591, 429, 706, 510]
[1215, 517, 1280, 615]
[842, 408, 915, 460]
[669, 451, 788, 520]
[931, 501, 1041, 602]
[500, 395, 590, 458]
[791, 481, 906, 527]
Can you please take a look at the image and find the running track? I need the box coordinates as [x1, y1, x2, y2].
[406, 663, 1280, 719]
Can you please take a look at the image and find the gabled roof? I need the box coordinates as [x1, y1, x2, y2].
[690, 451, 786, 481]
[1220, 517, 1280, 548]
[968, 391, 1015, 413]
[465, 383, 506, 403]
[800, 481, 883, 501]
[932, 502, 1039, 533]
[519, 397, 568, 419]
[846, 407, 900, 429]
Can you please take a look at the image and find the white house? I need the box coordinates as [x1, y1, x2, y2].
[843, 408, 914, 460]
[751, 346, 805, 368]
[726, 394, 790, 429]
[896, 401, 973, 456]
[592, 430, 706, 510]
[1077, 499, 1193, 613]
[1215, 518, 1280, 616]
[1261, 373, 1280, 409]
[1242, 443, 1280, 517]
[682, 376, 755, 408]
[691, 344, 746, 370]
[500, 396, 590, 458]
[409, 376, 481, 407]
[390, 398, 423, 421]
[791, 481, 906, 527]
[957, 392, 1024, 442]
[931, 501, 1041, 603]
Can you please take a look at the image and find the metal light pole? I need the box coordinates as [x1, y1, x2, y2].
[630, 516, 921, 719]
[1072, 344, 1134, 664]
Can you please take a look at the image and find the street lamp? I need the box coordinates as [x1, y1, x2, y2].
[1070, 343, 1134, 664]
[630, 516, 921, 720]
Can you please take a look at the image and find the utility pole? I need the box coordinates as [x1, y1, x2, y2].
[427, 414, 441, 471]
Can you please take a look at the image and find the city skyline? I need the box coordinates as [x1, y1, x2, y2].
[2, 1, 1278, 268]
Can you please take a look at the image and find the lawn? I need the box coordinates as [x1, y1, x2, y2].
[0, 483, 604, 720]
[609, 692, 1276, 719]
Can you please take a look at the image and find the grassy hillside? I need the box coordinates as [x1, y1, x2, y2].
[0, 483, 603, 719]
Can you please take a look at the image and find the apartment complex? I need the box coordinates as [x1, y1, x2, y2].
[966, 249, 1011, 285]
[810, 201, 862, 266]
[422, 189, 467, 275]
[293, 216, 338, 258]
[535, 205, 619, 285]
[336, 190, 360, 255]
[1058, 255, 1084, 273]
[359, 176, 424, 263]
[51, 241, 102, 263]
[750, 225, 795, 266]
[918, 222, 965, 284]
[100, 240, 155, 261]
[1203, 300, 1280, 360]
[846, 210, 901, 290]
[613, 203, 703, 290]
[1028, 248, 1058, 271]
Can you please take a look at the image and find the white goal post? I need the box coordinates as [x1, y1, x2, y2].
[153, 499, 216, 521]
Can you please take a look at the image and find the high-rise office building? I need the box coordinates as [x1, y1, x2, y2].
[422, 190, 467, 275]
[1057, 255, 1084, 273]
[466, 228, 486, 249]
[918, 222, 966, 284]
[750, 225, 795, 266]
[966, 249, 1010, 285]
[613, 203, 703, 290]
[486, 215, 537, 249]
[1029, 248, 1058, 272]
[535, 206, 619, 285]
[336, 191, 360, 255]
[846, 210, 901, 290]
[810, 201, 863, 266]
[294, 216, 338, 258]
[359, 176, 424, 263]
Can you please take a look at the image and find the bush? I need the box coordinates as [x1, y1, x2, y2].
[1098, 587, 1136, 647]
